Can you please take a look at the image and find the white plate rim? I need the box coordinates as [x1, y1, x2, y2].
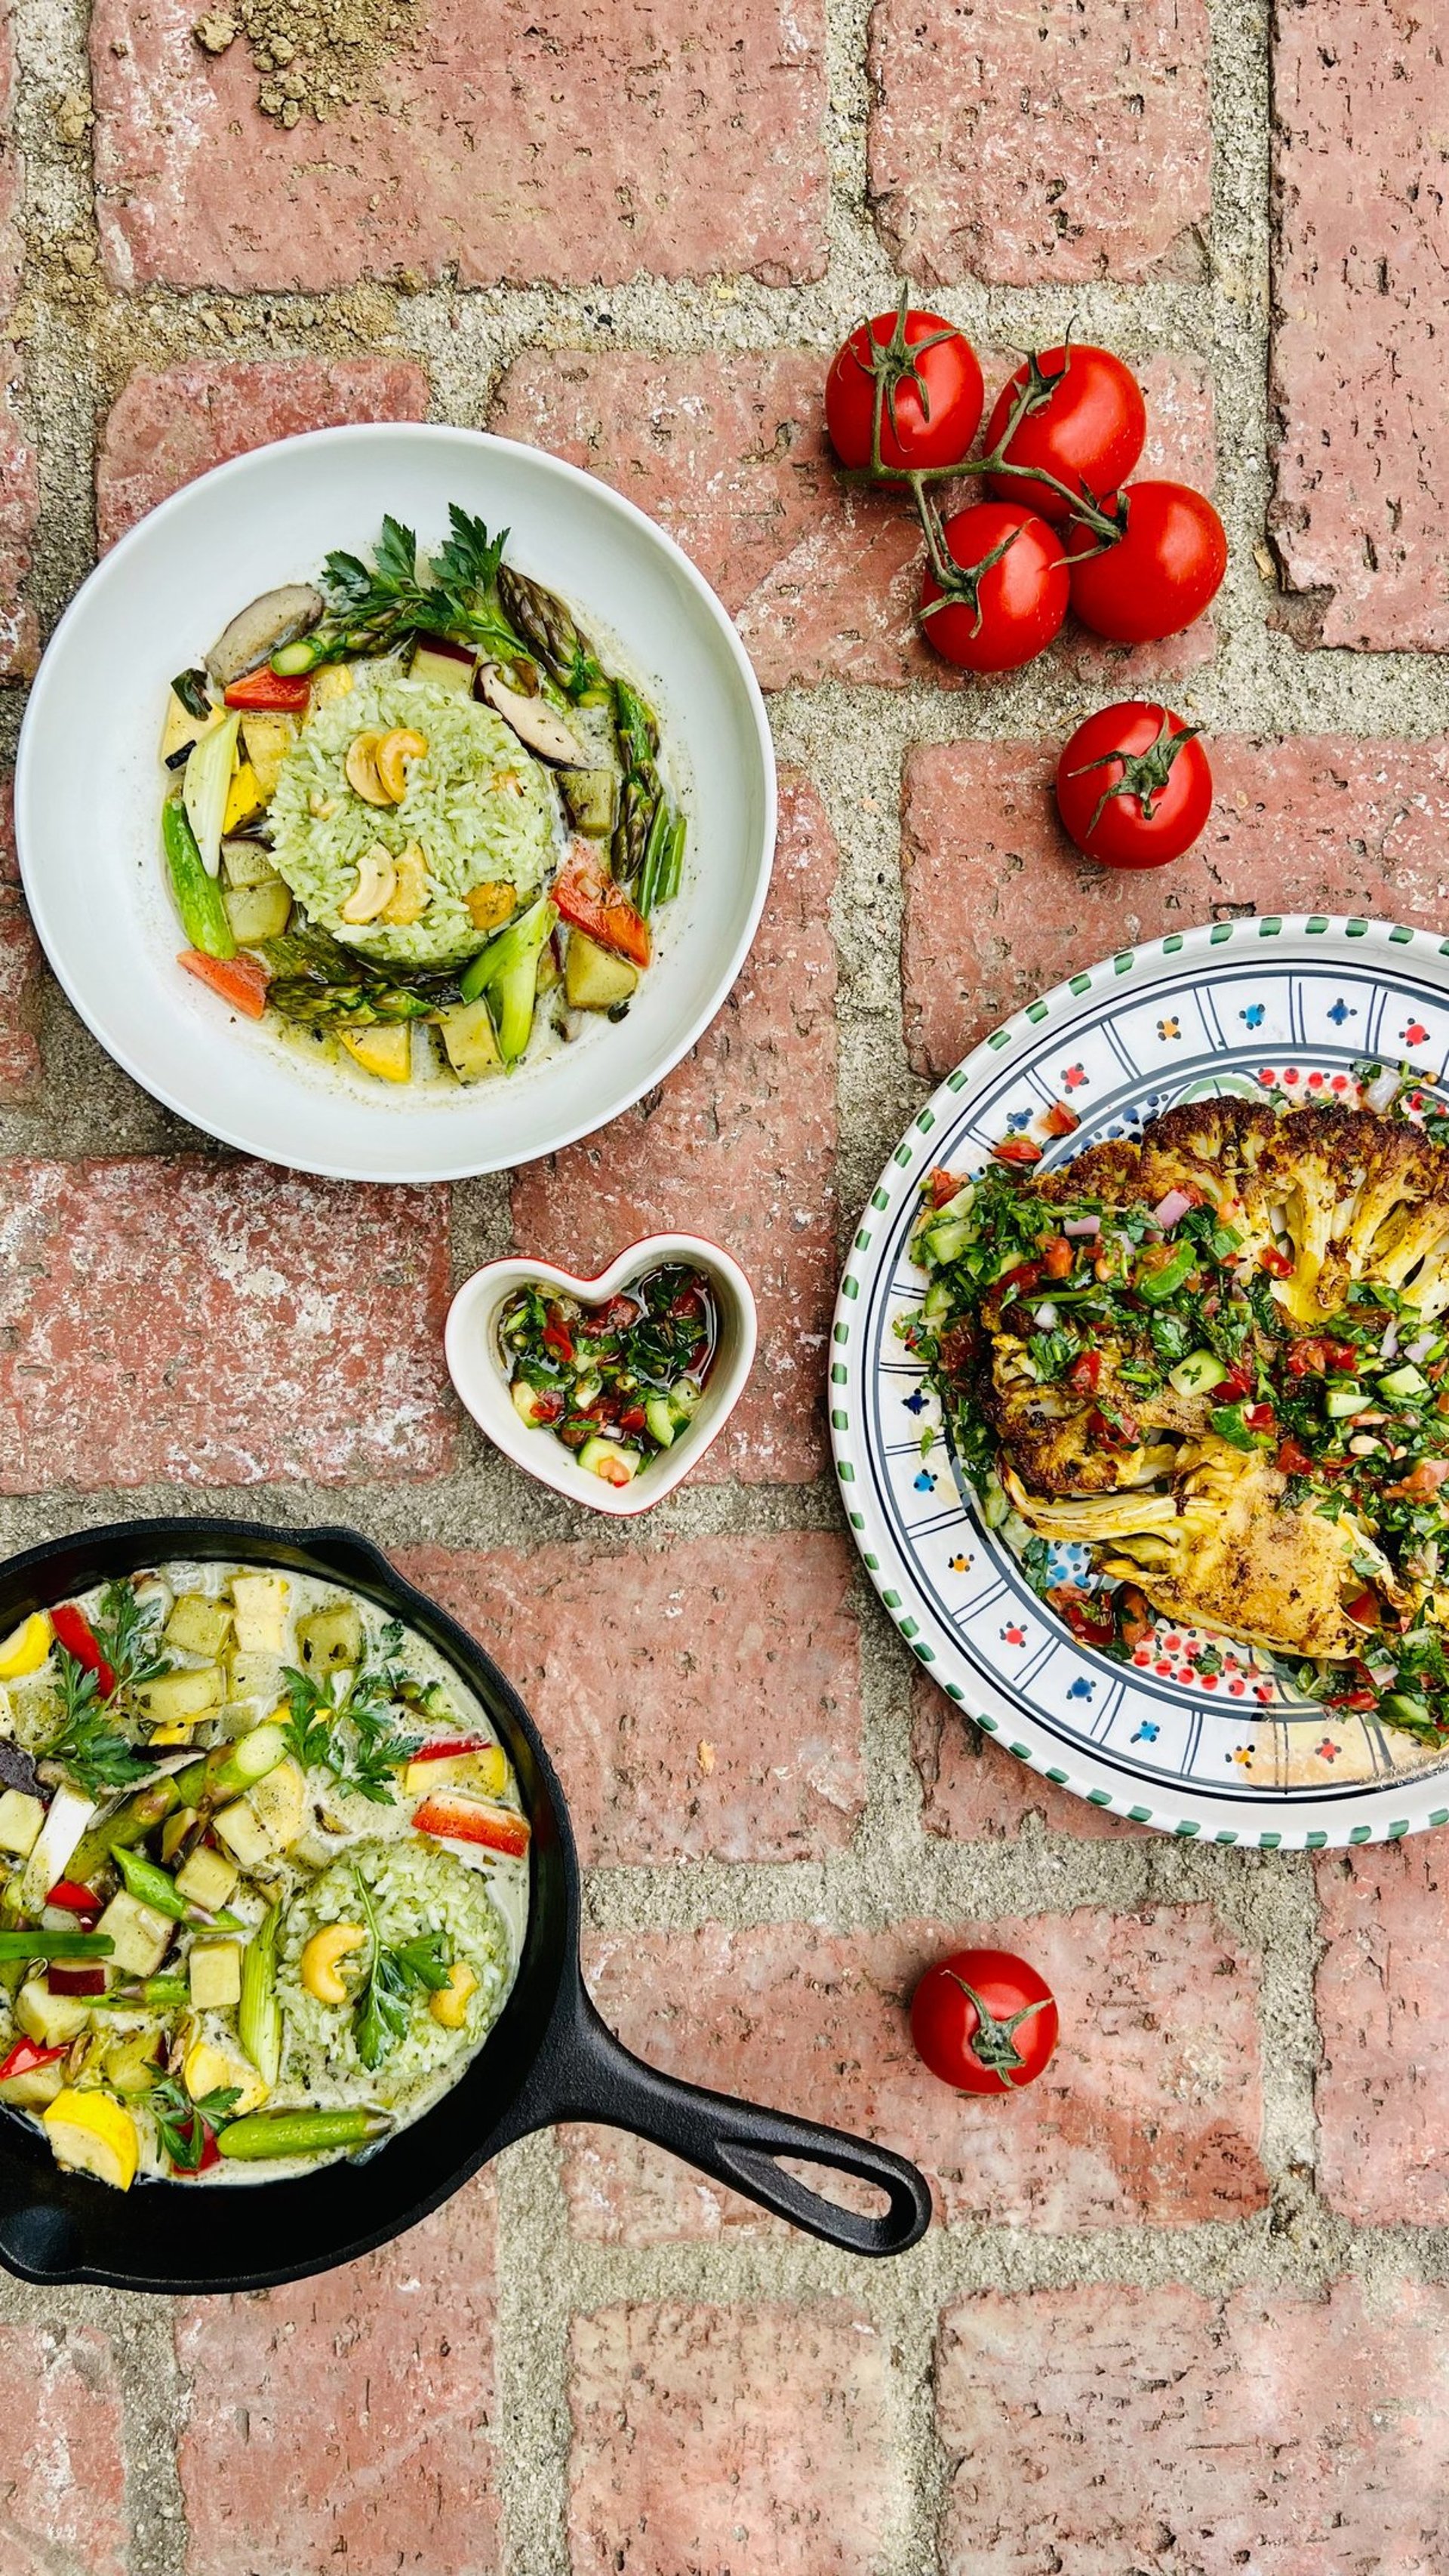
[833, 910, 1449, 1851]
[14, 423, 777, 1183]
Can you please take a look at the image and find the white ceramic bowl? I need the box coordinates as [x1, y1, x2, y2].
[446, 1234, 758, 1516]
[15, 424, 777, 1181]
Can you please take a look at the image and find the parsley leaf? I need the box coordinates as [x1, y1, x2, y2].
[91, 1580, 171, 1695]
[278, 1629, 420, 1805]
[149, 2073, 241, 2171]
[352, 1870, 453, 2070]
[45, 1650, 153, 1795]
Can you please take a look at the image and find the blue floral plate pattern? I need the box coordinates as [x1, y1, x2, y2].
[832, 916, 1449, 1848]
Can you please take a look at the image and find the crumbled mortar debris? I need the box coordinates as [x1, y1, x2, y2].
[192, 0, 419, 125]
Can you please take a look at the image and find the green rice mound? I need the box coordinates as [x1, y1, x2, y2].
[278, 1837, 512, 2110]
[268, 669, 556, 969]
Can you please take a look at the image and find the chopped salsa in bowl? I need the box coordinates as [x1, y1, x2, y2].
[498, 1263, 718, 1490]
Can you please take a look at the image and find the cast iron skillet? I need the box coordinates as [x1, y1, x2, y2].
[0, 1519, 931, 2291]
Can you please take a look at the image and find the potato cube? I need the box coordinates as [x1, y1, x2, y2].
[246, 1759, 305, 1853]
[15, 1979, 91, 2046]
[134, 1667, 223, 1725]
[94, 1891, 174, 1979]
[226, 1650, 283, 1711]
[229, 1575, 289, 1654]
[173, 1845, 239, 1913]
[297, 1602, 363, 1673]
[164, 1594, 233, 1660]
[188, 1942, 242, 2011]
[212, 1799, 275, 1870]
[0, 1788, 45, 1858]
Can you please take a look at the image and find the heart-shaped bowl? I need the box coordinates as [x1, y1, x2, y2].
[446, 1233, 758, 1516]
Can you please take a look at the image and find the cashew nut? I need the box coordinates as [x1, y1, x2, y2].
[300, 1923, 368, 2005]
[340, 842, 398, 925]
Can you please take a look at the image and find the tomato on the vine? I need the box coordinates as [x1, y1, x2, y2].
[826, 306, 984, 473]
[910, 1949, 1058, 2094]
[919, 500, 1069, 673]
[1065, 481, 1227, 642]
[1055, 701, 1213, 869]
[985, 343, 1146, 522]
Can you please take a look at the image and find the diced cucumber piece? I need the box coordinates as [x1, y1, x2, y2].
[1168, 1350, 1229, 1397]
[1380, 1691, 1435, 1737]
[645, 1394, 677, 1448]
[922, 1280, 953, 1322]
[578, 1436, 642, 1488]
[1325, 1385, 1367, 1419]
[921, 1217, 972, 1266]
[1377, 1362, 1430, 1400]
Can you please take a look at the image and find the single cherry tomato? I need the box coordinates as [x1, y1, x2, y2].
[910, 1948, 1059, 2094]
[985, 343, 1147, 522]
[826, 303, 984, 472]
[1065, 481, 1228, 642]
[1056, 701, 1213, 872]
[920, 502, 1069, 673]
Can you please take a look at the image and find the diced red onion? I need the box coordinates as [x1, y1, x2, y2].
[1407, 1331, 1435, 1362]
[1032, 1302, 1059, 1328]
[1062, 1214, 1100, 1239]
[1365, 1069, 1402, 1115]
[1381, 1322, 1400, 1360]
[1152, 1188, 1194, 1229]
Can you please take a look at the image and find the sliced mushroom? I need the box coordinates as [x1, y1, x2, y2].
[475, 663, 587, 765]
[205, 584, 324, 688]
[340, 842, 398, 924]
[344, 732, 391, 806]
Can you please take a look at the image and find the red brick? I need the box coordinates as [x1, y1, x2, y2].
[91, 0, 828, 293]
[866, 0, 1211, 286]
[1315, 1836, 1449, 2226]
[491, 349, 1212, 693]
[901, 733, 1449, 1076]
[0, 352, 37, 679]
[568, 2303, 907, 2576]
[937, 2278, 1449, 2573]
[912, 1673, 1149, 1840]
[399, 1533, 864, 1866]
[178, 2177, 499, 2576]
[0, 784, 42, 1100]
[561, 1909, 1266, 2243]
[511, 775, 835, 1482]
[0, 9, 19, 318]
[97, 355, 432, 548]
[0, 1158, 454, 1488]
[0, 2326, 126, 2576]
[1272, 0, 1449, 649]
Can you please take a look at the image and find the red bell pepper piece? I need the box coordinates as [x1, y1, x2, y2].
[177, 949, 270, 1020]
[992, 1135, 1042, 1167]
[1042, 1100, 1080, 1137]
[45, 1880, 100, 1918]
[1068, 1350, 1103, 1395]
[50, 1603, 115, 1698]
[997, 1260, 1044, 1301]
[410, 1734, 496, 1768]
[540, 1318, 574, 1364]
[0, 2036, 67, 2083]
[174, 2122, 223, 2177]
[222, 667, 312, 712]
[48, 1964, 106, 1997]
[553, 854, 651, 968]
[413, 1792, 531, 1859]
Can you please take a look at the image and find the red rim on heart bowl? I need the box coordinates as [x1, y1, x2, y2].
[445, 1233, 758, 1515]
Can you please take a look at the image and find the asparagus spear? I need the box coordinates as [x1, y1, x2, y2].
[497, 567, 610, 703]
[218, 2105, 392, 2160]
[68, 1726, 288, 1888]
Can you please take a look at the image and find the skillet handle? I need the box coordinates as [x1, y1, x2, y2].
[499, 1984, 931, 2259]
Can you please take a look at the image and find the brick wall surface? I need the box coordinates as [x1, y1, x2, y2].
[0, 0, 1446, 2560]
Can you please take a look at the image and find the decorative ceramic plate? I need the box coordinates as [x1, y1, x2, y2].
[833, 914, 1449, 1849]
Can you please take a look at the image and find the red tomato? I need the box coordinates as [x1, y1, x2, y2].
[985, 343, 1146, 522]
[910, 1948, 1059, 2094]
[1276, 1435, 1316, 1476]
[1042, 1100, 1080, 1136]
[1066, 481, 1227, 642]
[826, 304, 984, 472]
[1055, 702, 1213, 871]
[920, 502, 1069, 672]
[992, 1134, 1044, 1168]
